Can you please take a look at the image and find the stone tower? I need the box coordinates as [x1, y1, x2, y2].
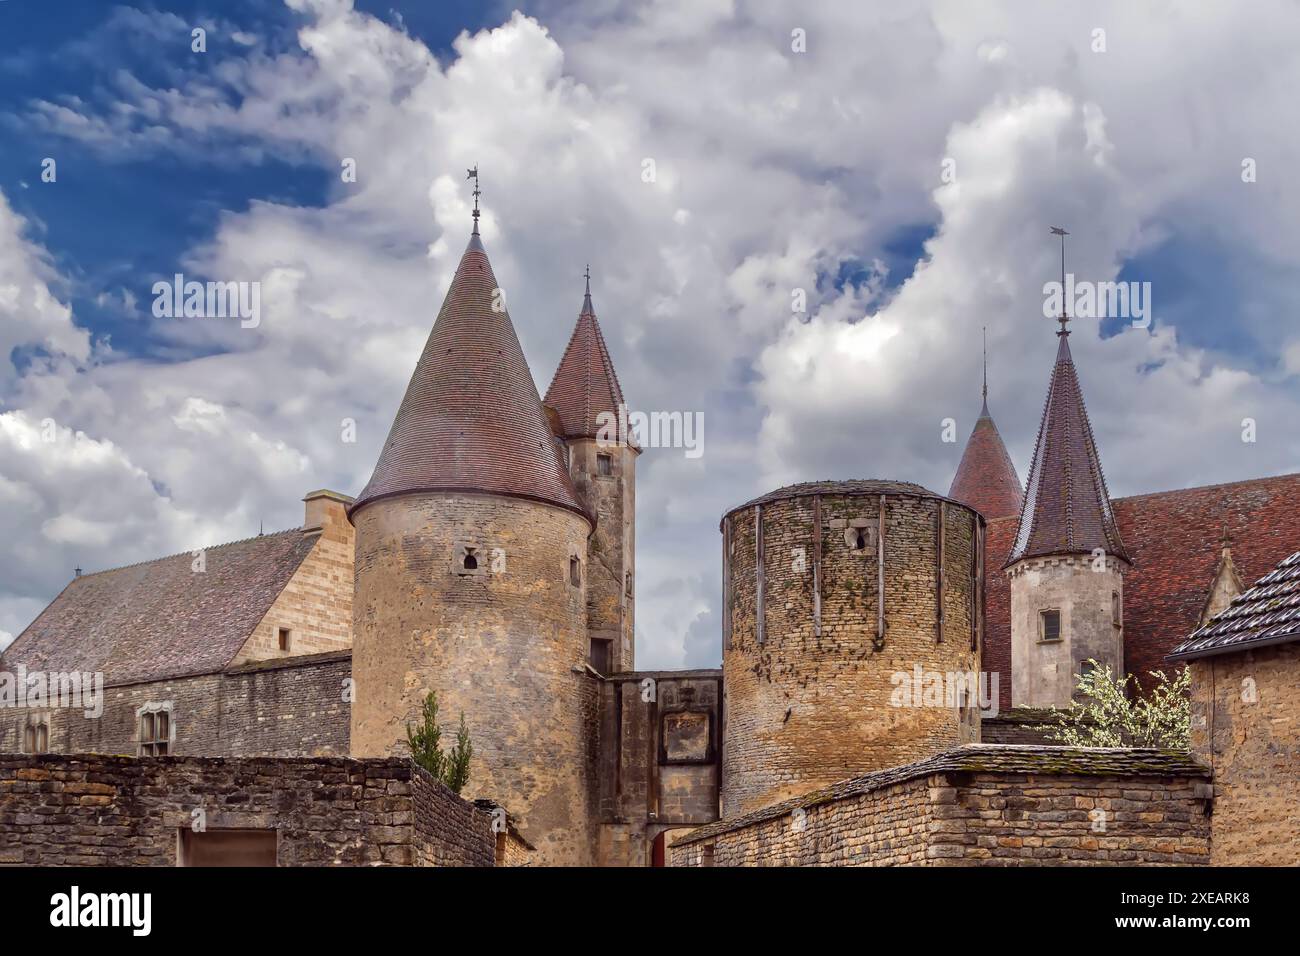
[720, 480, 984, 817]
[544, 274, 637, 674]
[348, 220, 598, 865]
[1006, 325, 1130, 708]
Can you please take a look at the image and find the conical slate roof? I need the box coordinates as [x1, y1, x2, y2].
[350, 230, 588, 522]
[543, 283, 627, 440]
[949, 396, 1023, 520]
[1006, 331, 1129, 565]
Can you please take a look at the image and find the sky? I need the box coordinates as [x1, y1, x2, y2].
[1, 0, 1299, 668]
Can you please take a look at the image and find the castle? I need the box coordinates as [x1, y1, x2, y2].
[3, 208, 1299, 867]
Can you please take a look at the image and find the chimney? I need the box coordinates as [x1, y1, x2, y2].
[303, 489, 354, 536]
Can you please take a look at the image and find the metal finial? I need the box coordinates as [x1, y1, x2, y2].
[467, 165, 481, 234]
[982, 326, 988, 402]
[584, 264, 591, 295]
[1050, 226, 1069, 335]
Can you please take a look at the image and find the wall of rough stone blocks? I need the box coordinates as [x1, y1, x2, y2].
[350, 492, 597, 866]
[1190, 643, 1300, 866]
[670, 763, 1211, 867]
[1, 652, 352, 757]
[722, 491, 982, 816]
[596, 672, 721, 866]
[0, 754, 496, 867]
[232, 495, 355, 665]
[566, 439, 636, 673]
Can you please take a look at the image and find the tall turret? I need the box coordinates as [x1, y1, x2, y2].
[950, 334, 1023, 520]
[348, 214, 598, 864]
[544, 270, 637, 674]
[1006, 297, 1129, 708]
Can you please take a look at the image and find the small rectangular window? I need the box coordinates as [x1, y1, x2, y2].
[278, 627, 292, 652]
[597, 453, 612, 476]
[569, 556, 581, 587]
[1039, 609, 1061, 642]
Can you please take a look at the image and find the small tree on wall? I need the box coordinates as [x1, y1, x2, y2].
[1039, 661, 1191, 749]
[406, 691, 473, 793]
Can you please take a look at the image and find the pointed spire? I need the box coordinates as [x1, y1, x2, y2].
[1006, 313, 1128, 566]
[950, 333, 1022, 520]
[350, 225, 588, 522]
[544, 270, 629, 441]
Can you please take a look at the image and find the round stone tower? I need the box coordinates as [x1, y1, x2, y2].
[720, 480, 985, 817]
[349, 222, 597, 865]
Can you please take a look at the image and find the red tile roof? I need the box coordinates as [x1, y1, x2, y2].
[1007, 331, 1129, 565]
[543, 286, 627, 440]
[0, 530, 316, 686]
[949, 401, 1023, 520]
[350, 231, 589, 523]
[983, 472, 1300, 709]
[1168, 550, 1300, 661]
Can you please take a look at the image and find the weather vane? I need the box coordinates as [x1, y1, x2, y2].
[467, 165, 481, 232]
[1050, 225, 1069, 334]
[584, 263, 591, 294]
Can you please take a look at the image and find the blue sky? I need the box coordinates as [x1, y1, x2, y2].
[2, 1, 1298, 666]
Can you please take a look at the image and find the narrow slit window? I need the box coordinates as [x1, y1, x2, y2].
[278, 627, 292, 652]
[569, 556, 581, 586]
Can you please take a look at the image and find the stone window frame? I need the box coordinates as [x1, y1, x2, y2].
[453, 541, 487, 578]
[1111, 591, 1122, 628]
[21, 712, 50, 754]
[596, 452, 613, 477]
[568, 554, 582, 588]
[277, 626, 292, 652]
[137, 700, 175, 756]
[1038, 608, 1063, 643]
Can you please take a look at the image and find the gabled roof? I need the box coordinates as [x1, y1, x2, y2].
[1168, 550, 1300, 661]
[0, 530, 316, 686]
[949, 400, 1023, 520]
[1007, 331, 1129, 565]
[350, 231, 588, 522]
[543, 284, 627, 440]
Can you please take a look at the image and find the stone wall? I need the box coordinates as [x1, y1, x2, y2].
[722, 487, 982, 816]
[231, 491, 355, 665]
[980, 708, 1064, 745]
[1009, 554, 1125, 708]
[1190, 643, 1300, 866]
[0, 753, 499, 866]
[669, 745, 1211, 867]
[566, 439, 637, 673]
[1, 651, 351, 757]
[350, 492, 597, 865]
[596, 671, 721, 866]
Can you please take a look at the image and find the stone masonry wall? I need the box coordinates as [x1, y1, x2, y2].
[1190, 643, 1300, 865]
[670, 746, 1211, 866]
[722, 490, 982, 816]
[1009, 554, 1125, 708]
[350, 492, 597, 865]
[596, 671, 721, 866]
[0, 753, 496, 866]
[567, 439, 636, 673]
[232, 494, 355, 665]
[1, 652, 351, 757]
